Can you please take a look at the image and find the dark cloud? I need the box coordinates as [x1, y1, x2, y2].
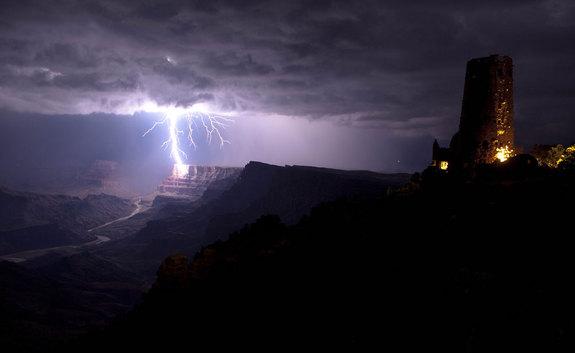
[34, 43, 100, 69]
[139, 57, 215, 88]
[203, 53, 275, 76]
[0, 0, 573, 149]
[51, 72, 141, 92]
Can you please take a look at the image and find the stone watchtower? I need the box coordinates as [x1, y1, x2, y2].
[449, 55, 514, 168]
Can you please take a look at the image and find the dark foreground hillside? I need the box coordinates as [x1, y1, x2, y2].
[67, 168, 575, 352]
[0, 162, 409, 351]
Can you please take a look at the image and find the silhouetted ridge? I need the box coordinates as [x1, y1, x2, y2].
[68, 169, 575, 351]
[103, 161, 407, 278]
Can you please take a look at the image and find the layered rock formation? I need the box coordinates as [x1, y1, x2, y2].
[157, 165, 242, 199]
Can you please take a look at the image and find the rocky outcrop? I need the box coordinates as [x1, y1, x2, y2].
[204, 161, 411, 235]
[157, 165, 242, 199]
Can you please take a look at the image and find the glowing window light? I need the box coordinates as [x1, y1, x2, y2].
[495, 146, 514, 162]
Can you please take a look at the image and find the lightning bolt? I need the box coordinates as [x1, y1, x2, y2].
[143, 107, 233, 177]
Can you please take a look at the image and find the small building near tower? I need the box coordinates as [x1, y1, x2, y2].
[431, 139, 450, 170]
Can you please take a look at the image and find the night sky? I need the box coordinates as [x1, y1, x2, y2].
[1, 0, 574, 173]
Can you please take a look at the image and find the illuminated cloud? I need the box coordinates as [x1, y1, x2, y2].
[0, 0, 574, 145]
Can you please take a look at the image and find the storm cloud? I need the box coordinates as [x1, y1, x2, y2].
[1, 0, 574, 170]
